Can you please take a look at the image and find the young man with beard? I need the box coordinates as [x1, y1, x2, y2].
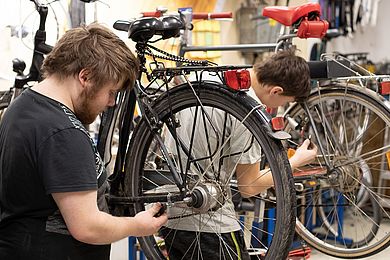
[0, 24, 167, 260]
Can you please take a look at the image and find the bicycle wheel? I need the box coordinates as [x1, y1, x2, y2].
[284, 83, 390, 258]
[125, 81, 296, 260]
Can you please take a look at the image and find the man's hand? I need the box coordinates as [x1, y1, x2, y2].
[132, 203, 168, 236]
[289, 139, 318, 170]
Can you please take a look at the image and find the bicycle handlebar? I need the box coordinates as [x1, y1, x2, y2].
[192, 12, 232, 20]
[30, 0, 43, 9]
[141, 11, 163, 18]
[141, 11, 233, 20]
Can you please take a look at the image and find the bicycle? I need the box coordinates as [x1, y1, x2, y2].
[174, 4, 390, 258]
[0, 0, 52, 116]
[101, 9, 302, 260]
[247, 3, 390, 259]
[0, 0, 96, 119]
[103, 3, 390, 259]
[283, 53, 390, 258]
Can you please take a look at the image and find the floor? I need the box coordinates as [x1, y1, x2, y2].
[310, 246, 390, 260]
[111, 239, 129, 260]
[110, 237, 390, 260]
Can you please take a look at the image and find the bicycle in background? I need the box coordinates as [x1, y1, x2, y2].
[262, 4, 390, 258]
[0, 0, 52, 118]
[0, 0, 96, 118]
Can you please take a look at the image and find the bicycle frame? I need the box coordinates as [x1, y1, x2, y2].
[106, 4, 390, 259]
[105, 1, 330, 208]
[105, 11, 300, 207]
[105, 57, 278, 206]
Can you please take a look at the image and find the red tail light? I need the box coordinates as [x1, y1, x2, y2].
[380, 81, 390, 95]
[224, 69, 251, 91]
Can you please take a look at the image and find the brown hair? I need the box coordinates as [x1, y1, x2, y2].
[42, 23, 139, 91]
[253, 50, 310, 101]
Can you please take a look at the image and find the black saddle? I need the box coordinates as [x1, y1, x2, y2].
[113, 15, 185, 42]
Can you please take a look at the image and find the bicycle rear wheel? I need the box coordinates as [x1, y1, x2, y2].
[285, 84, 390, 258]
[125, 81, 296, 260]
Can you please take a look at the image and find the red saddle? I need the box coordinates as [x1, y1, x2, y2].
[262, 2, 321, 26]
[263, 3, 328, 39]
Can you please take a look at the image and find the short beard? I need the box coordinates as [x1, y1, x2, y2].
[74, 87, 97, 124]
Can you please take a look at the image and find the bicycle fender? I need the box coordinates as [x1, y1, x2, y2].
[284, 82, 390, 125]
[317, 83, 390, 111]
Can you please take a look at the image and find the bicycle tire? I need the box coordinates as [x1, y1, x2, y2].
[125, 81, 296, 260]
[285, 84, 390, 258]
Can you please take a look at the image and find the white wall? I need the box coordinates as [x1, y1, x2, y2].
[0, 0, 70, 88]
[327, 0, 390, 63]
[2, 0, 389, 88]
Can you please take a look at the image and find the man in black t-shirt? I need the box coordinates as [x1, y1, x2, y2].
[0, 24, 167, 260]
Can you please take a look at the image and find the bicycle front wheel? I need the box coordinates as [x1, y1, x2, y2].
[125, 81, 296, 260]
[285, 84, 390, 258]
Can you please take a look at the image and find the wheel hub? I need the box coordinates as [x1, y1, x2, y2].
[329, 158, 362, 193]
[187, 182, 225, 213]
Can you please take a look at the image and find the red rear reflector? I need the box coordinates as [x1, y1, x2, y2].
[271, 116, 285, 130]
[380, 81, 390, 95]
[224, 69, 251, 91]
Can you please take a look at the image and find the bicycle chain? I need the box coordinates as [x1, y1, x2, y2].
[145, 44, 209, 66]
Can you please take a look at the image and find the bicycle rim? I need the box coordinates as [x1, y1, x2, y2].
[125, 82, 296, 260]
[285, 85, 390, 258]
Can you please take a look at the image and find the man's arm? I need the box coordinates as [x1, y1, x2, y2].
[52, 190, 167, 245]
[236, 162, 273, 198]
[236, 139, 318, 198]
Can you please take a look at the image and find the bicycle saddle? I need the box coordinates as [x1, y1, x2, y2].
[114, 15, 184, 42]
[263, 2, 321, 26]
[128, 17, 163, 42]
[159, 16, 184, 39]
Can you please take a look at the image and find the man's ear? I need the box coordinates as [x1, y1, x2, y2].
[78, 69, 90, 88]
[270, 86, 284, 95]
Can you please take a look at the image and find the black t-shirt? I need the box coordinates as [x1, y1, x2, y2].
[0, 89, 110, 259]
